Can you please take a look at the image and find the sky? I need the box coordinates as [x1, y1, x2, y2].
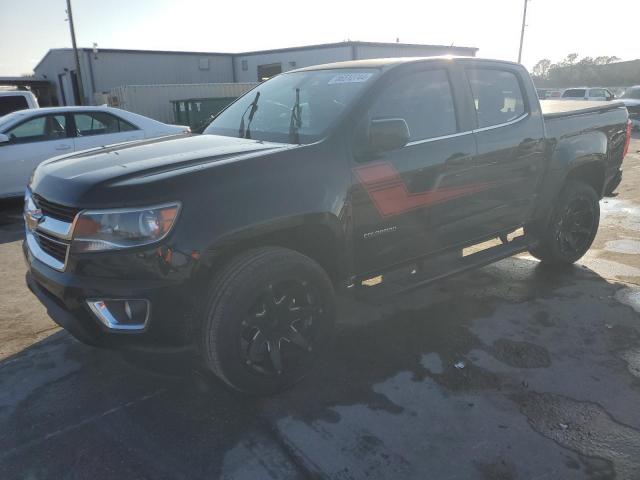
[0, 0, 638, 76]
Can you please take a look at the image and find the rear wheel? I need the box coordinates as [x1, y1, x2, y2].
[200, 247, 335, 395]
[527, 180, 600, 265]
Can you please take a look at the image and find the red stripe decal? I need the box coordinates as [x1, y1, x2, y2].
[354, 162, 497, 217]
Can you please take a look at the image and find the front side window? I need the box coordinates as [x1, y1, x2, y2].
[5, 115, 67, 144]
[589, 89, 606, 98]
[467, 68, 526, 128]
[562, 89, 587, 98]
[74, 112, 131, 136]
[367, 69, 458, 142]
[204, 68, 379, 144]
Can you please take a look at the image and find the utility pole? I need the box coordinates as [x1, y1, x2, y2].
[517, 0, 529, 64]
[66, 0, 84, 105]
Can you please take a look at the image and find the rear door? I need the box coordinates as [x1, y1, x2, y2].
[350, 62, 480, 274]
[0, 114, 72, 197]
[588, 88, 608, 101]
[464, 63, 546, 236]
[71, 111, 144, 151]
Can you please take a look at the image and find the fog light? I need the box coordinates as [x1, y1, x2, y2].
[87, 299, 150, 332]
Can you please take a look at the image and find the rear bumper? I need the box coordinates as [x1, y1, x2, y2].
[24, 242, 196, 353]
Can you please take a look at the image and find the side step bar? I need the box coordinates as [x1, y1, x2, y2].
[355, 234, 537, 301]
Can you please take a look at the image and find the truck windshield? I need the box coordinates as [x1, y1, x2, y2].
[203, 69, 378, 144]
[621, 88, 640, 100]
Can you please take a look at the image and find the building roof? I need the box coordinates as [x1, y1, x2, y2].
[33, 41, 478, 71]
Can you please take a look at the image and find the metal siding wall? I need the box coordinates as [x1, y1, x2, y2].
[110, 83, 257, 123]
[34, 50, 77, 105]
[233, 46, 353, 83]
[90, 52, 234, 94]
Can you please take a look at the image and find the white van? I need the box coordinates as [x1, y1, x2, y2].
[0, 90, 39, 116]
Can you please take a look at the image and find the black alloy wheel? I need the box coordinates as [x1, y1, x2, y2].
[241, 280, 322, 375]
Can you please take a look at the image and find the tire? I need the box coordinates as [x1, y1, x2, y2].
[604, 173, 621, 197]
[200, 247, 336, 395]
[527, 180, 600, 265]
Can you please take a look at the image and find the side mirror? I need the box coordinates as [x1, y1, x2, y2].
[369, 118, 410, 151]
[0, 133, 9, 144]
[607, 94, 615, 101]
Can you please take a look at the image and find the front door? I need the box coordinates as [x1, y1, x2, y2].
[350, 65, 481, 275]
[0, 114, 72, 197]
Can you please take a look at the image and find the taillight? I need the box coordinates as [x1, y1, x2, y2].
[623, 119, 632, 159]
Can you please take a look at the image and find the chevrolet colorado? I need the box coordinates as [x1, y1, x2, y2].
[24, 57, 632, 394]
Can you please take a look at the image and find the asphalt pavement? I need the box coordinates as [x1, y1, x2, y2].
[1, 135, 640, 480]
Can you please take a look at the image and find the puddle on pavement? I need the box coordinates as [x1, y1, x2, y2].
[603, 239, 640, 255]
[514, 392, 640, 479]
[614, 287, 640, 314]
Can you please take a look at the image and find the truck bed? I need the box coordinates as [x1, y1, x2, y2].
[541, 100, 626, 119]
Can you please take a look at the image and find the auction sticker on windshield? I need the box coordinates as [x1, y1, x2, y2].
[328, 72, 373, 84]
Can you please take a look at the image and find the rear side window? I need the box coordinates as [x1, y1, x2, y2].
[562, 89, 587, 98]
[0, 95, 29, 116]
[73, 112, 137, 136]
[368, 69, 457, 142]
[466, 68, 526, 128]
[5, 115, 67, 144]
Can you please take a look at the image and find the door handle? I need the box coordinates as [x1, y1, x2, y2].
[55, 144, 71, 151]
[446, 154, 472, 167]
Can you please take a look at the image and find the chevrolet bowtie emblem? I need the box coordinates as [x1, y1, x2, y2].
[25, 208, 43, 231]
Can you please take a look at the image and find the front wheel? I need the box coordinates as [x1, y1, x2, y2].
[200, 247, 336, 395]
[527, 180, 600, 265]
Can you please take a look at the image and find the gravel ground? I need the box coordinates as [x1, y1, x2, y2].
[1, 135, 639, 480]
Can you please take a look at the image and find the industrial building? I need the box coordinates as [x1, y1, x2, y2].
[33, 41, 478, 107]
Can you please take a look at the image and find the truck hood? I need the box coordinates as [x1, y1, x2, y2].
[620, 99, 640, 107]
[31, 134, 291, 205]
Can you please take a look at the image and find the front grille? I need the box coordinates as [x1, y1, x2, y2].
[33, 194, 79, 222]
[34, 231, 69, 264]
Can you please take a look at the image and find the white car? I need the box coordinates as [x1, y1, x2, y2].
[560, 87, 615, 101]
[0, 106, 190, 198]
[0, 90, 39, 116]
[619, 86, 640, 130]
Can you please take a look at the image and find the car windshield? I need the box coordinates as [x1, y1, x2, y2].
[621, 88, 640, 100]
[203, 69, 379, 144]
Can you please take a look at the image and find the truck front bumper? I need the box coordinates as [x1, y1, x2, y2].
[24, 242, 196, 353]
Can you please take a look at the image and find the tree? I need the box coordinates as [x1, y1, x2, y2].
[532, 59, 552, 78]
[594, 56, 621, 65]
[564, 53, 579, 66]
[578, 57, 595, 65]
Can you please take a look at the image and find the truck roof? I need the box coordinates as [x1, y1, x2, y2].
[293, 56, 521, 72]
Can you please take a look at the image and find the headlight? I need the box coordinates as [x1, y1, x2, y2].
[71, 203, 180, 253]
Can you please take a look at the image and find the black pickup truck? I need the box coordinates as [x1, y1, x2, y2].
[24, 57, 632, 394]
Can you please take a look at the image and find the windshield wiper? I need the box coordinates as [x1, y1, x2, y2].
[289, 88, 302, 144]
[238, 91, 260, 139]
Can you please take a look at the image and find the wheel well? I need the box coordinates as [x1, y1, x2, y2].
[207, 224, 344, 284]
[566, 162, 605, 196]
